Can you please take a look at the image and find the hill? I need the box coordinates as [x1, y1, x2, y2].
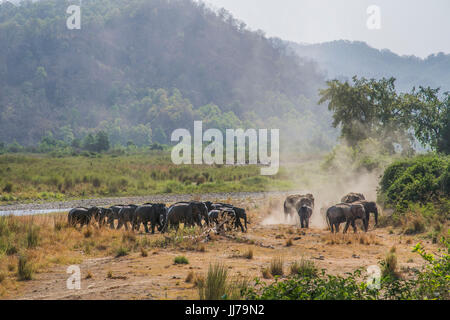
[0, 0, 332, 150]
[290, 40, 450, 93]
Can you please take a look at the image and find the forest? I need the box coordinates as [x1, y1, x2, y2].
[0, 0, 331, 152]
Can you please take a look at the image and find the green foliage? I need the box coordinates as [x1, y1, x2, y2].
[319, 76, 449, 154]
[379, 154, 450, 208]
[318, 76, 413, 153]
[174, 256, 189, 265]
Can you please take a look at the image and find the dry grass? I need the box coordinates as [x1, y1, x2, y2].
[290, 258, 317, 277]
[0, 213, 148, 296]
[269, 256, 284, 276]
[285, 238, 293, 247]
[322, 232, 381, 245]
[242, 247, 253, 259]
[381, 246, 400, 279]
[261, 267, 273, 279]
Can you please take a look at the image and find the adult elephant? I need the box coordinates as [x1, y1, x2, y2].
[134, 203, 167, 233]
[117, 205, 138, 230]
[326, 203, 367, 233]
[298, 205, 313, 228]
[284, 194, 314, 220]
[161, 202, 202, 233]
[68, 207, 99, 228]
[353, 200, 379, 230]
[341, 193, 366, 203]
[172, 201, 209, 226]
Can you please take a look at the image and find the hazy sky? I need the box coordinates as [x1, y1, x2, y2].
[203, 0, 449, 58]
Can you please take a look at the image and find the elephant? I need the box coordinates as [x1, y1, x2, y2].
[117, 204, 138, 230]
[107, 205, 125, 229]
[353, 200, 379, 230]
[161, 202, 202, 233]
[172, 201, 209, 227]
[208, 208, 236, 231]
[298, 205, 313, 228]
[95, 207, 113, 227]
[284, 194, 314, 221]
[68, 207, 99, 227]
[208, 210, 221, 225]
[341, 192, 366, 203]
[207, 203, 247, 232]
[134, 203, 167, 233]
[326, 203, 367, 233]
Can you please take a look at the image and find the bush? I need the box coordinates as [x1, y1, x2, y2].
[17, 255, 33, 281]
[174, 256, 189, 264]
[379, 155, 449, 207]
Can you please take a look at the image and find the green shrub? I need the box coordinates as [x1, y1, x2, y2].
[17, 255, 33, 281]
[174, 256, 189, 265]
[379, 155, 449, 207]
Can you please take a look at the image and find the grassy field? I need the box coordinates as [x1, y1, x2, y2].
[0, 152, 302, 204]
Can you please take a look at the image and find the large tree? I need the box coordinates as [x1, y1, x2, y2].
[318, 76, 412, 153]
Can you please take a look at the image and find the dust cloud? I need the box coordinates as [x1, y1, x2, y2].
[261, 168, 380, 230]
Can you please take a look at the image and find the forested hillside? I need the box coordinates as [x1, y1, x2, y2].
[0, 0, 333, 151]
[290, 40, 450, 93]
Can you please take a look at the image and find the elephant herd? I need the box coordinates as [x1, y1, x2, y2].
[283, 192, 379, 233]
[67, 201, 248, 234]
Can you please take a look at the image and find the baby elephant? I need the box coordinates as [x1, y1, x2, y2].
[297, 205, 313, 228]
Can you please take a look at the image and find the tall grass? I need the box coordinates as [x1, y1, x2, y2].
[0, 153, 293, 203]
[198, 263, 228, 300]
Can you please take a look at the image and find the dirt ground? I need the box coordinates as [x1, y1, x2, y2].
[6, 197, 441, 300]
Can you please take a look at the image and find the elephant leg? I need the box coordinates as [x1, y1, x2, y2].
[351, 220, 357, 233]
[306, 218, 309, 229]
[330, 222, 334, 233]
[343, 220, 350, 234]
[335, 223, 340, 233]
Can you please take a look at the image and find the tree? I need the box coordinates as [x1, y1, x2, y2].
[406, 88, 449, 154]
[94, 131, 110, 152]
[82, 134, 96, 152]
[318, 76, 412, 153]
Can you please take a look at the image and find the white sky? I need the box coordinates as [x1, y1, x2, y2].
[203, 0, 450, 58]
